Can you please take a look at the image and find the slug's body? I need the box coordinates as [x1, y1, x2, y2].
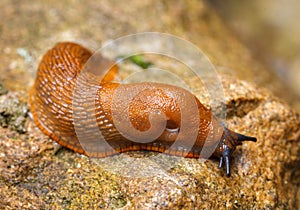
[30, 42, 256, 176]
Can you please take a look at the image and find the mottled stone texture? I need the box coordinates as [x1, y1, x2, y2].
[0, 0, 299, 209]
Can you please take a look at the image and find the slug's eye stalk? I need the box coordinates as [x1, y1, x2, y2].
[237, 133, 257, 143]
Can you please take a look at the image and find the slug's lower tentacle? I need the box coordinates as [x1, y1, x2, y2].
[218, 145, 231, 177]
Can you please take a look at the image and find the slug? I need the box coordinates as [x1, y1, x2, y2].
[29, 42, 257, 177]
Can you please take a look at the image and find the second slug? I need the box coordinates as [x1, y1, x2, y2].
[29, 42, 257, 177]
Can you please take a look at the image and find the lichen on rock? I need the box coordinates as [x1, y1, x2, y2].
[0, 91, 29, 134]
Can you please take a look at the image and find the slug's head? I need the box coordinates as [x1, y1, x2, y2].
[215, 128, 257, 177]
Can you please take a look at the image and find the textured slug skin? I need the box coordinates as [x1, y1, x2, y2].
[30, 42, 256, 175]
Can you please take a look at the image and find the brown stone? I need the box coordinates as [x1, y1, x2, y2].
[0, 0, 299, 209]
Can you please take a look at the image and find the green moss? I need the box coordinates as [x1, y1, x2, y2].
[117, 55, 153, 69]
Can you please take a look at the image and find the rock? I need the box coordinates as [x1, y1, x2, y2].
[0, 91, 29, 134]
[0, 0, 299, 209]
[1, 75, 299, 209]
[0, 83, 8, 96]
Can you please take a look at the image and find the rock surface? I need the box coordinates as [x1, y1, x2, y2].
[1, 76, 300, 209]
[0, 0, 300, 209]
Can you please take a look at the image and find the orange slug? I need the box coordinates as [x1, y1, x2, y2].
[29, 42, 257, 177]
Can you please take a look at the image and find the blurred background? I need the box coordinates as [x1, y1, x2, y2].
[209, 0, 300, 110]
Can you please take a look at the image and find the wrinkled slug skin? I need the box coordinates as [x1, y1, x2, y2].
[30, 42, 257, 176]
